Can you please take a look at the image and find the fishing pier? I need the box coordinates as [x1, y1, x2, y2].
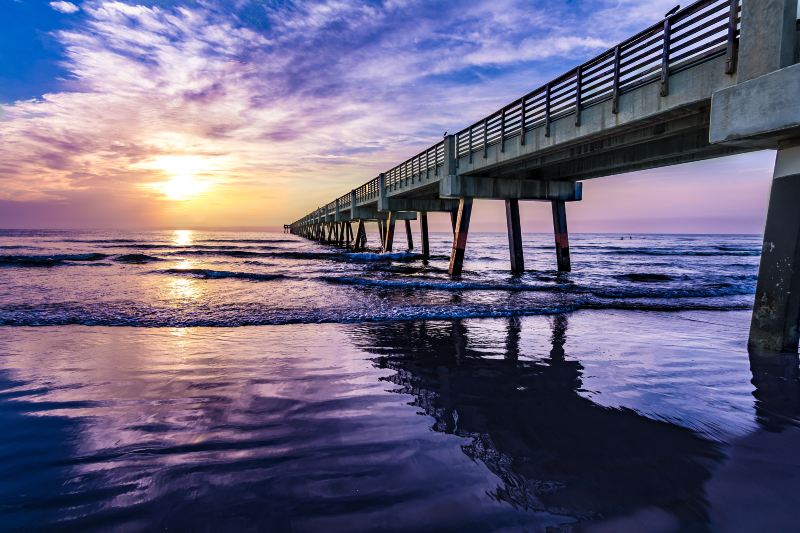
[288, 0, 800, 354]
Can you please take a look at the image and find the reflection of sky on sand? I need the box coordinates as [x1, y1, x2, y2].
[1, 311, 799, 530]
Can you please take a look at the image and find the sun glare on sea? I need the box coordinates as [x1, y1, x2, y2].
[173, 231, 193, 247]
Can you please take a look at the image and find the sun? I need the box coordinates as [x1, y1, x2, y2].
[161, 173, 209, 201]
[141, 155, 216, 201]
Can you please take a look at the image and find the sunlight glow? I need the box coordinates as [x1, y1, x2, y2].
[141, 156, 221, 201]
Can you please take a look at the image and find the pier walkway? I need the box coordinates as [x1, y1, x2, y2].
[288, 0, 800, 353]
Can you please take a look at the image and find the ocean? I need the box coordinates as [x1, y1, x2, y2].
[1, 229, 798, 531]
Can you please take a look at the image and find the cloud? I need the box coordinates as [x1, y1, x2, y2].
[1, 0, 685, 226]
[49, 1, 80, 14]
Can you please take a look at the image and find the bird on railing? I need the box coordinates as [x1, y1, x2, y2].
[443, 131, 447, 138]
[665, 5, 680, 18]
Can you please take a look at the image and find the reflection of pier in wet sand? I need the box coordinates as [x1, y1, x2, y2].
[353, 315, 800, 530]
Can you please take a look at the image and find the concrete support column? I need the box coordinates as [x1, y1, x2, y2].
[355, 220, 366, 251]
[505, 199, 525, 273]
[405, 220, 414, 251]
[377, 220, 385, 245]
[420, 211, 430, 260]
[450, 209, 458, 234]
[737, 0, 798, 83]
[383, 212, 396, 253]
[551, 200, 571, 272]
[449, 198, 473, 276]
[750, 143, 800, 353]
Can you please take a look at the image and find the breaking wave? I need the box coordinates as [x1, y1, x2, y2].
[0, 253, 109, 268]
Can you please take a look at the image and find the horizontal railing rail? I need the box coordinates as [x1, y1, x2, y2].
[290, 0, 739, 227]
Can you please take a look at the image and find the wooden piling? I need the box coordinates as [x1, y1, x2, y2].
[551, 200, 571, 272]
[505, 199, 525, 273]
[448, 198, 473, 276]
[405, 220, 413, 251]
[420, 211, 430, 260]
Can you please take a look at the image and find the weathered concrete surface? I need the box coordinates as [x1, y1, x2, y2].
[710, 62, 800, 147]
[449, 198, 473, 276]
[750, 144, 800, 353]
[736, 0, 797, 82]
[551, 200, 571, 272]
[440, 176, 581, 201]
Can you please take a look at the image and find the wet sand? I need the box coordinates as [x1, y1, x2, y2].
[1, 309, 798, 531]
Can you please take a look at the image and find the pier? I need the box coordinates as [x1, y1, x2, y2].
[289, 0, 800, 353]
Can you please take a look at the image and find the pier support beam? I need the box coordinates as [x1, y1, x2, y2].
[383, 212, 396, 253]
[551, 200, 571, 272]
[750, 143, 800, 353]
[405, 220, 413, 251]
[448, 198, 473, 276]
[420, 211, 430, 260]
[505, 199, 525, 273]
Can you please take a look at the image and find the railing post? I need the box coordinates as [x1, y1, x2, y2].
[468, 125, 474, 163]
[425, 149, 430, 179]
[378, 172, 387, 212]
[724, 0, 739, 74]
[612, 45, 621, 114]
[483, 119, 489, 158]
[544, 82, 552, 137]
[660, 16, 673, 97]
[442, 135, 456, 177]
[520, 97, 527, 146]
[500, 107, 506, 153]
[574, 67, 582, 127]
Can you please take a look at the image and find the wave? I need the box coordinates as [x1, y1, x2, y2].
[616, 273, 677, 282]
[606, 249, 759, 257]
[198, 239, 296, 244]
[344, 252, 422, 262]
[323, 275, 753, 298]
[61, 238, 140, 244]
[0, 253, 109, 268]
[114, 254, 164, 264]
[0, 299, 750, 327]
[157, 268, 286, 281]
[322, 276, 564, 292]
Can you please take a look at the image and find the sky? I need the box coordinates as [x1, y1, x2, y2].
[0, 0, 780, 233]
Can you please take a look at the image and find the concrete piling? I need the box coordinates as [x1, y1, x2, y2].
[551, 200, 571, 272]
[405, 220, 413, 251]
[448, 198, 473, 276]
[505, 199, 525, 273]
[750, 144, 800, 353]
[383, 212, 396, 253]
[420, 211, 430, 260]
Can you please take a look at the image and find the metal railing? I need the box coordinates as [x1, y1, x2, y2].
[385, 141, 445, 191]
[456, 0, 739, 161]
[291, 0, 740, 227]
